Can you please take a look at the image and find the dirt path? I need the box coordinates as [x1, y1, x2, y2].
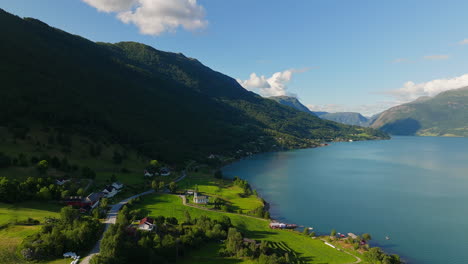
[320, 239, 362, 264]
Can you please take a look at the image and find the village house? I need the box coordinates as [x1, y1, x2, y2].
[102, 185, 118, 198]
[112, 182, 124, 190]
[55, 178, 70, 185]
[193, 192, 208, 204]
[64, 192, 103, 210]
[138, 217, 155, 231]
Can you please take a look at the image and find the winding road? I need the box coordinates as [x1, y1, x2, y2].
[80, 172, 186, 264]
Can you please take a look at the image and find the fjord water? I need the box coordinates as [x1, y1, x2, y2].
[223, 136, 468, 264]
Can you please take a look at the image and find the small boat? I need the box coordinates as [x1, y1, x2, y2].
[385, 236, 390, 240]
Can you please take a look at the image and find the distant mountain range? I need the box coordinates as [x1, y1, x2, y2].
[270, 96, 377, 127]
[371, 87, 468, 136]
[314, 112, 372, 127]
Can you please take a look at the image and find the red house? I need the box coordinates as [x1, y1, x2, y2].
[64, 192, 103, 209]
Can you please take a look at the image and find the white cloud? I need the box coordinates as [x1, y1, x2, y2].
[459, 39, 468, 45]
[423, 54, 449, 60]
[386, 73, 468, 102]
[83, 0, 207, 35]
[308, 73, 468, 116]
[236, 69, 309, 97]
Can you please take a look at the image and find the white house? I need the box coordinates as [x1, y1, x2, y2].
[56, 179, 70, 185]
[112, 182, 124, 190]
[144, 170, 154, 177]
[102, 186, 118, 198]
[193, 192, 208, 204]
[138, 217, 155, 231]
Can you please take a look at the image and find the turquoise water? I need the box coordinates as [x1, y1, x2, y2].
[223, 136, 468, 264]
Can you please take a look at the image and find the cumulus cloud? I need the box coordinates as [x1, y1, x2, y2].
[459, 39, 468, 45]
[82, 0, 207, 35]
[386, 73, 468, 102]
[236, 69, 309, 97]
[423, 54, 449, 60]
[308, 73, 468, 116]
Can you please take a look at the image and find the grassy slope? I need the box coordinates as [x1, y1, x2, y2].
[0, 202, 65, 264]
[0, 201, 62, 225]
[177, 171, 263, 213]
[135, 194, 355, 264]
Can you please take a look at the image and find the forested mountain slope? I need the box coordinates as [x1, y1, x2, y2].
[0, 9, 388, 163]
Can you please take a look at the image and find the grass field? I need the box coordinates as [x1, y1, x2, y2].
[0, 201, 62, 226]
[0, 201, 66, 264]
[178, 242, 255, 264]
[178, 172, 264, 214]
[134, 194, 356, 264]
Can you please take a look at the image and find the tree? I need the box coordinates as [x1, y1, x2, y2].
[303, 227, 310, 235]
[184, 211, 192, 224]
[158, 181, 165, 191]
[310, 231, 316, 237]
[149, 160, 159, 167]
[100, 198, 109, 209]
[60, 206, 80, 224]
[37, 187, 52, 200]
[330, 229, 337, 237]
[168, 182, 177, 193]
[77, 188, 85, 196]
[362, 233, 372, 241]
[61, 190, 70, 199]
[151, 180, 159, 191]
[225, 228, 243, 255]
[36, 160, 48, 174]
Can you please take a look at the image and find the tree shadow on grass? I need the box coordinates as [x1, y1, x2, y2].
[268, 241, 315, 264]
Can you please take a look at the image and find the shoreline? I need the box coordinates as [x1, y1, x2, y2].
[220, 137, 403, 263]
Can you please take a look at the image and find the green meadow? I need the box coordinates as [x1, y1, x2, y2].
[134, 194, 355, 264]
[177, 171, 263, 214]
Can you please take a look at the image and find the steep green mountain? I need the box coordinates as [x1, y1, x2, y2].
[371, 87, 468, 136]
[319, 112, 370, 126]
[0, 9, 388, 163]
[268, 96, 316, 115]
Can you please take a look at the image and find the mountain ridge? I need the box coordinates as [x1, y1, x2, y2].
[371, 87, 468, 136]
[0, 9, 388, 163]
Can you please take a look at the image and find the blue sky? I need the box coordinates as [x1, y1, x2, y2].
[2, 0, 468, 115]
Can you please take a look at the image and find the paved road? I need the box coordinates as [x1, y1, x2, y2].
[80, 171, 186, 264]
[80, 189, 155, 264]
